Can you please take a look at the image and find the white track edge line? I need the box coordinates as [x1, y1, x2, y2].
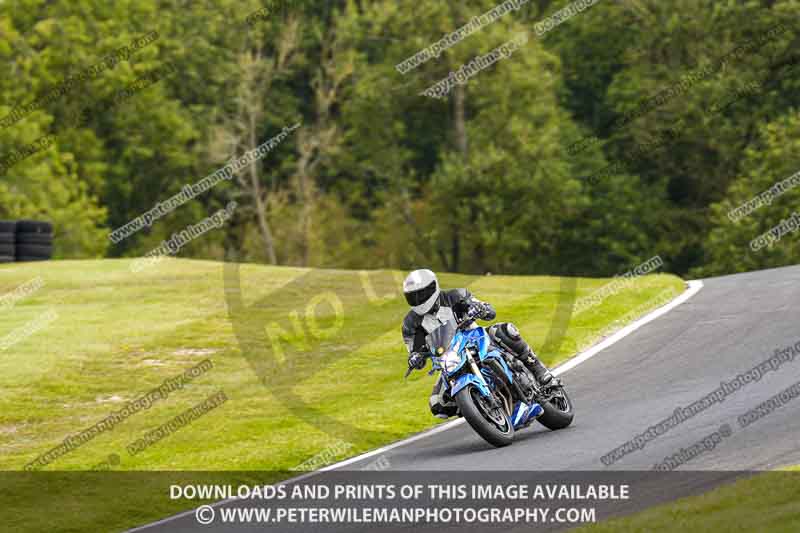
[127, 279, 704, 531]
[555, 279, 703, 375]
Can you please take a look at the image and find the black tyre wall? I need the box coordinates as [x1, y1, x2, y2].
[15, 233, 52, 245]
[15, 220, 53, 234]
[0, 221, 15, 253]
[14, 220, 54, 261]
[15, 244, 52, 258]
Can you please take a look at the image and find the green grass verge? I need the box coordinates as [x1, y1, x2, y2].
[0, 258, 684, 531]
[575, 467, 800, 532]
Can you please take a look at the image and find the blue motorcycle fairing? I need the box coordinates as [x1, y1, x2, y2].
[455, 326, 488, 355]
[510, 401, 544, 429]
[482, 350, 513, 383]
[450, 373, 492, 398]
[443, 327, 511, 387]
[437, 324, 545, 430]
[442, 327, 489, 376]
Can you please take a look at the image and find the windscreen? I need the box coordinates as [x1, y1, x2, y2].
[425, 318, 457, 356]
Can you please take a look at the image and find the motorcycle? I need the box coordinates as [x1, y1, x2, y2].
[405, 314, 574, 447]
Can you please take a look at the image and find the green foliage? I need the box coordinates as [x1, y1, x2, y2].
[0, 0, 797, 275]
[696, 110, 800, 276]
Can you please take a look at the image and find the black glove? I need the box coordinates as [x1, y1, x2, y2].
[466, 302, 487, 321]
[408, 351, 427, 370]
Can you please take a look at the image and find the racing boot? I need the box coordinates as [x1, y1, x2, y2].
[522, 350, 556, 387]
[490, 323, 558, 387]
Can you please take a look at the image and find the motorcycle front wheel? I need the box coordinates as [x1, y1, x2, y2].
[455, 384, 514, 447]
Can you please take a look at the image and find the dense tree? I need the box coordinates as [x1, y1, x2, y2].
[697, 110, 800, 276]
[0, 0, 797, 277]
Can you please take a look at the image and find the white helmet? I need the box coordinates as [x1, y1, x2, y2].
[403, 269, 440, 315]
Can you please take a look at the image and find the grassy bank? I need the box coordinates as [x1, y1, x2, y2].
[0, 258, 684, 531]
[577, 467, 800, 532]
[0, 258, 685, 471]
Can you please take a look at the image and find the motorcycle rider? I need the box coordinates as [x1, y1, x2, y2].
[402, 269, 556, 419]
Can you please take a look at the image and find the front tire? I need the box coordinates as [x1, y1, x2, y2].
[455, 384, 514, 447]
[537, 385, 574, 430]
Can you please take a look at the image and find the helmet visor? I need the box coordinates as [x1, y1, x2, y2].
[404, 280, 438, 307]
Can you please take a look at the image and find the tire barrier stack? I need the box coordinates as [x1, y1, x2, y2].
[0, 220, 53, 263]
[0, 221, 14, 263]
[15, 221, 53, 262]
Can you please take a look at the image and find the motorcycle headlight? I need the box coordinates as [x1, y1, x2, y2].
[443, 350, 463, 374]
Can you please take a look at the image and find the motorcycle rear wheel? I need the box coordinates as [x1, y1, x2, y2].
[537, 385, 574, 430]
[455, 384, 514, 447]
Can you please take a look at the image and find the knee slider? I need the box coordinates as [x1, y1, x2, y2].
[495, 322, 526, 354]
[503, 323, 521, 340]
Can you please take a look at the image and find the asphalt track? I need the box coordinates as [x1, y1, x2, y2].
[338, 266, 800, 472]
[134, 265, 800, 532]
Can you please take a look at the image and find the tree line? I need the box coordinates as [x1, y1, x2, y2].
[0, 0, 797, 277]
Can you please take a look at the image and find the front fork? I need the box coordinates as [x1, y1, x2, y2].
[467, 350, 503, 410]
